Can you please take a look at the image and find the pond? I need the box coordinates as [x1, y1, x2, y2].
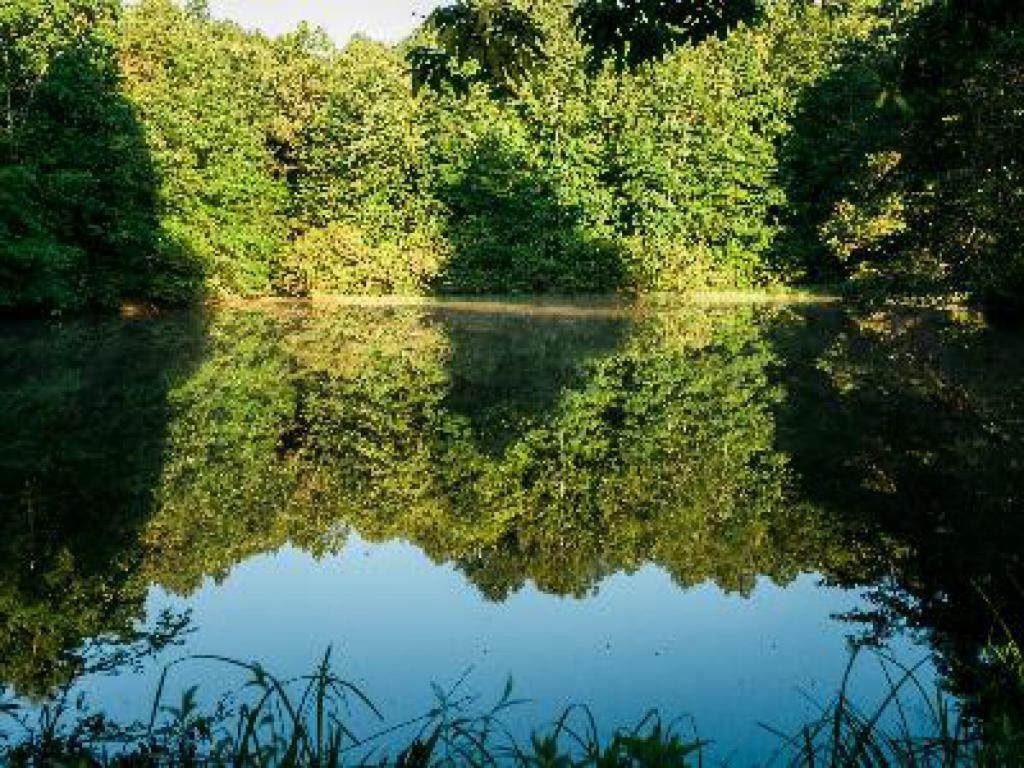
[1, 299, 1022, 764]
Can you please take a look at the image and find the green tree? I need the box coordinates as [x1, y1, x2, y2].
[120, 0, 287, 297]
[0, 0, 173, 310]
[408, 0, 547, 95]
[573, 0, 758, 73]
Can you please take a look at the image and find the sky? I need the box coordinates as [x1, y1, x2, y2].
[208, 0, 443, 45]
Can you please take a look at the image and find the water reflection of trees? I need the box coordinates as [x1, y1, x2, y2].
[1, 303, 1022, 727]
[0, 314, 205, 695]
[774, 307, 1024, 723]
[145, 304, 832, 600]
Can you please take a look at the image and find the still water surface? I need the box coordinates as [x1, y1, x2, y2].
[1, 299, 1022, 763]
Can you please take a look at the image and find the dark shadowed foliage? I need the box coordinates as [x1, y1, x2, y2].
[771, 307, 1024, 732]
[775, 43, 910, 285]
[0, 313, 205, 694]
[573, 0, 759, 73]
[408, 0, 548, 95]
[433, 136, 628, 293]
[899, 0, 1024, 317]
[777, 0, 1024, 313]
[0, 33, 201, 311]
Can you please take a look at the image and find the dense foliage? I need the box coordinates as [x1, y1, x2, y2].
[780, 0, 1024, 311]
[1, 0, 1022, 311]
[0, 0, 168, 309]
[572, 0, 759, 73]
[408, 0, 547, 94]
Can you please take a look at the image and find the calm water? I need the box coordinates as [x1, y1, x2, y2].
[1, 300, 1022, 763]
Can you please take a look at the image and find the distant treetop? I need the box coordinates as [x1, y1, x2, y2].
[407, 0, 758, 94]
[573, 0, 759, 73]
[408, 0, 547, 95]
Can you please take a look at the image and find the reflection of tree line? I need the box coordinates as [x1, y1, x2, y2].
[145, 306, 833, 600]
[1, 305, 1022, 728]
[773, 307, 1024, 724]
[0, 314, 206, 694]
[0, 306, 813, 694]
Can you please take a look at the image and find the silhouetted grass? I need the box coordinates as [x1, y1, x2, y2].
[0, 648, 702, 767]
[761, 650, 982, 767]
[1, 648, 1021, 766]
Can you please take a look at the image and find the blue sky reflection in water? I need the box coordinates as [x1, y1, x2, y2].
[78, 540, 933, 765]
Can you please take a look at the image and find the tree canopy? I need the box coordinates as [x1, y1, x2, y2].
[0, 0, 1021, 315]
[573, 0, 759, 72]
[408, 0, 548, 94]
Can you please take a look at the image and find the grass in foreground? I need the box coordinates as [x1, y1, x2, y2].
[0, 649, 1019, 767]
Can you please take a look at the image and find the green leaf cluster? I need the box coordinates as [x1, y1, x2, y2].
[3, 0, 1023, 312]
